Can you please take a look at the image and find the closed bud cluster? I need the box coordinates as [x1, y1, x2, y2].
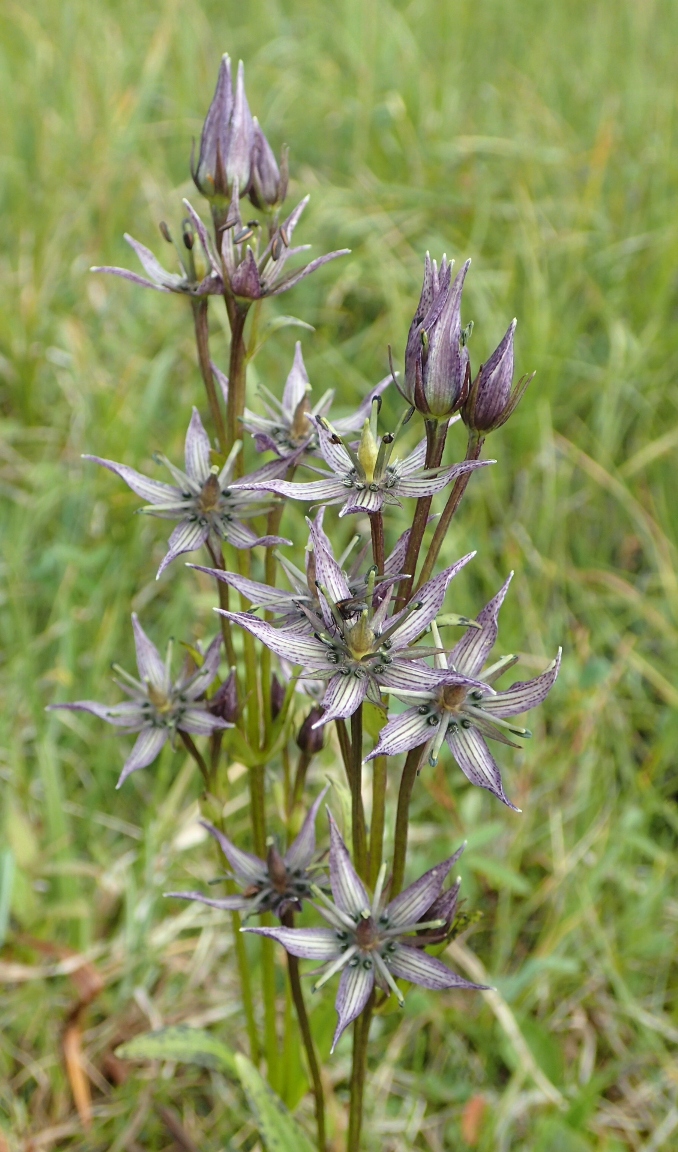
[271, 673, 286, 721]
[402, 256, 471, 420]
[296, 706, 325, 756]
[193, 55, 287, 212]
[463, 319, 534, 435]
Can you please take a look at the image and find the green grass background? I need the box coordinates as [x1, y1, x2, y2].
[1, 0, 677, 1148]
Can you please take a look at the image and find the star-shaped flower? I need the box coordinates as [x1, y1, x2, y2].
[235, 405, 491, 517]
[85, 407, 295, 578]
[221, 185, 349, 302]
[245, 812, 486, 1051]
[167, 786, 329, 920]
[242, 342, 391, 458]
[219, 514, 476, 727]
[367, 574, 561, 809]
[190, 507, 411, 634]
[48, 616, 230, 788]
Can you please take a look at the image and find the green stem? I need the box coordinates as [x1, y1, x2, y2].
[292, 750, 313, 813]
[369, 511, 385, 574]
[416, 431, 484, 591]
[282, 910, 326, 1152]
[226, 307, 248, 464]
[192, 298, 227, 451]
[346, 993, 374, 1152]
[368, 756, 387, 889]
[350, 707, 367, 880]
[232, 908, 260, 1063]
[335, 718, 352, 779]
[205, 538, 241, 712]
[390, 745, 424, 899]
[396, 418, 448, 607]
[260, 915, 281, 1093]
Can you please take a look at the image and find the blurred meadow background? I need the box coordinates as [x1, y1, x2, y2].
[1, 0, 678, 1148]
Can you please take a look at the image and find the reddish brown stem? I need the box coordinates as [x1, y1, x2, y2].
[416, 431, 484, 590]
[396, 418, 448, 606]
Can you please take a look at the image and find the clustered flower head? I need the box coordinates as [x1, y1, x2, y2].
[48, 616, 230, 787]
[50, 52, 563, 1125]
[246, 812, 487, 1051]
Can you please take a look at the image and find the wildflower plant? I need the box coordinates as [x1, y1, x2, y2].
[49, 52, 560, 1152]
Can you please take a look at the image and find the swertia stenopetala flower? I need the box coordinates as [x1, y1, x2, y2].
[245, 812, 487, 1051]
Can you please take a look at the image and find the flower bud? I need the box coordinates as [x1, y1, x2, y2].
[271, 673, 286, 721]
[208, 668, 238, 723]
[404, 257, 472, 419]
[296, 706, 325, 756]
[192, 57, 253, 201]
[226, 61, 254, 196]
[249, 119, 288, 210]
[193, 55, 232, 199]
[463, 319, 533, 434]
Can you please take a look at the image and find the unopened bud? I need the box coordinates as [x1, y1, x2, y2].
[403, 257, 471, 419]
[208, 668, 238, 723]
[271, 674, 286, 721]
[192, 54, 232, 199]
[249, 119, 288, 210]
[296, 707, 325, 755]
[463, 319, 533, 434]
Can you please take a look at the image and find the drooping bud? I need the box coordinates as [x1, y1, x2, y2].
[403, 257, 471, 419]
[463, 319, 534, 434]
[271, 673, 286, 721]
[193, 55, 233, 199]
[296, 706, 325, 755]
[226, 61, 255, 196]
[208, 668, 238, 723]
[249, 119, 288, 210]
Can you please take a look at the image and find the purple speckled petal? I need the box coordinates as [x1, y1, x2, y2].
[395, 459, 491, 499]
[218, 612, 328, 668]
[166, 890, 248, 912]
[47, 699, 144, 728]
[243, 925, 340, 960]
[178, 706, 230, 735]
[387, 943, 488, 991]
[200, 820, 265, 885]
[480, 649, 561, 716]
[123, 233, 183, 289]
[83, 455, 180, 505]
[446, 725, 519, 811]
[316, 673, 369, 726]
[267, 250, 350, 298]
[308, 516, 351, 606]
[395, 439, 428, 477]
[282, 341, 311, 419]
[91, 265, 171, 292]
[284, 784, 330, 872]
[328, 810, 370, 915]
[190, 565, 300, 608]
[386, 853, 461, 928]
[365, 707, 431, 760]
[387, 552, 476, 649]
[238, 477, 346, 504]
[184, 408, 212, 483]
[331, 960, 375, 1052]
[116, 726, 168, 788]
[332, 373, 392, 433]
[131, 613, 167, 691]
[157, 520, 210, 577]
[376, 661, 445, 694]
[340, 487, 384, 516]
[449, 572, 513, 677]
[182, 633, 223, 700]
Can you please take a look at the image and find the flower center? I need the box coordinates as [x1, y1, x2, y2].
[436, 683, 468, 713]
[289, 395, 312, 445]
[355, 916, 379, 950]
[357, 419, 380, 483]
[198, 471, 221, 513]
[147, 683, 172, 713]
[344, 615, 376, 660]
